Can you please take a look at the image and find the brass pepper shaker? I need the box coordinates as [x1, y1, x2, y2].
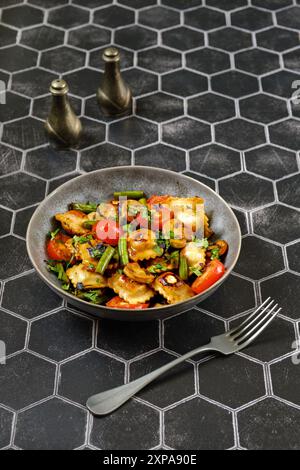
[45, 79, 82, 148]
[97, 47, 132, 117]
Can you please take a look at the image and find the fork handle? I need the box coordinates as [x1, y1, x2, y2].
[86, 343, 213, 416]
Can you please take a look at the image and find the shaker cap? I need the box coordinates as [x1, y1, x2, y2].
[102, 47, 120, 63]
[50, 79, 69, 96]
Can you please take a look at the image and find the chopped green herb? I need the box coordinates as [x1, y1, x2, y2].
[82, 220, 97, 229]
[210, 247, 220, 260]
[72, 234, 93, 245]
[47, 228, 60, 240]
[193, 237, 209, 249]
[190, 266, 202, 277]
[46, 261, 69, 284]
[88, 244, 106, 259]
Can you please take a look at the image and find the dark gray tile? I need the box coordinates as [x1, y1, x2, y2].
[162, 70, 208, 97]
[284, 48, 300, 73]
[231, 7, 273, 30]
[2, 271, 62, 318]
[0, 352, 55, 410]
[0, 207, 12, 236]
[14, 205, 38, 238]
[0, 309, 27, 355]
[277, 6, 300, 30]
[245, 145, 297, 179]
[109, 117, 158, 149]
[257, 27, 300, 52]
[0, 237, 31, 280]
[0, 46, 37, 72]
[182, 171, 216, 190]
[199, 355, 265, 408]
[139, 6, 179, 29]
[21, 25, 64, 50]
[162, 117, 211, 149]
[253, 204, 300, 244]
[91, 400, 160, 450]
[0, 407, 13, 449]
[235, 49, 280, 75]
[162, 0, 202, 8]
[215, 119, 265, 150]
[206, 0, 247, 9]
[15, 398, 87, 450]
[138, 47, 181, 74]
[271, 357, 300, 406]
[59, 351, 124, 405]
[269, 119, 300, 152]
[219, 173, 274, 210]
[261, 272, 300, 320]
[238, 398, 300, 450]
[114, 68, 158, 97]
[185, 6, 225, 30]
[233, 208, 248, 236]
[162, 27, 204, 51]
[68, 25, 111, 50]
[277, 174, 300, 209]
[186, 47, 230, 74]
[0, 92, 30, 122]
[0, 24, 17, 47]
[164, 309, 225, 356]
[136, 92, 183, 122]
[211, 71, 258, 98]
[253, 0, 292, 8]
[130, 351, 195, 408]
[64, 69, 103, 98]
[2, 4, 44, 28]
[25, 146, 77, 179]
[80, 143, 131, 172]
[3, 118, 47, 149]
[234, 235, 284, 280]
[48, 5, 89, 29]
[48, 172, 81, 193]
[190, 144, 240, 178]
[0, 172, 45, 209]
[29, 309, 93, 361]
[119, 0, 155, 7]
[40, 46, 85, 74]
[135, 143, 186, 172]
[286, 242, 300, 273]
[240, 94, 287, 124]
[165, 397, 234, 450]
[200, 274, 256, 318]
[0, 145, 22, 176]
[79, 117, 106, 149]
[73, 0, 111, 6]
[209, 27, 252, 52]
[97, 319, 159, 360]
[262, 71, 300, 99]
[189, 94, 235, 123]
[12, 68, 57, 98]
[93, 5, 134, 28]
[230, 316, 296, 362]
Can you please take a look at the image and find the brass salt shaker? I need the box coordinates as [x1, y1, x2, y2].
[45, 79, 82, 148]
[97, 47, 132, 117]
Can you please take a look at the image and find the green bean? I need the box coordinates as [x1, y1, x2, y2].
[114, 191, 144, 200]
[118, 238, 129, 266]
[82, 220, 97, 228]
[71, 202, 97, 213]
[179, 253, 188, 281]
[96, 246, 115, 274]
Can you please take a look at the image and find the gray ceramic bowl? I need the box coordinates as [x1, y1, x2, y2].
[26, 166, 241, 321]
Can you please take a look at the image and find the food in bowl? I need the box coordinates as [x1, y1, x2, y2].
[45, 190, 228, 310]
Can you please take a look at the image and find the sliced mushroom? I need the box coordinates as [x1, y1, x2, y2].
[124, 262, 154, 284]
[152, 272, 195, 304]
[107, 272, 155, 304]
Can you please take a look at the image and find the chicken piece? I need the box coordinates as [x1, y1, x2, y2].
[66, 264, 107, 289]
[75, 239, 104, 268]
[128, 229, 163, 262]
[124, 262, 154, 284]
[182, 242, 206, 273]
[55, 210, 89, 235]
[152, 272, 195, 304]
[107, 272, 155, 304]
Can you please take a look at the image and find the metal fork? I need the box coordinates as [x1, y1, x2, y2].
[87, 298, 280, 416]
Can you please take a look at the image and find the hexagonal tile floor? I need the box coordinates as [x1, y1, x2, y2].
[0, 0, 299, 451]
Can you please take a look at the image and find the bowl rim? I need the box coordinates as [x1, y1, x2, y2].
[26, 166, 242, 313]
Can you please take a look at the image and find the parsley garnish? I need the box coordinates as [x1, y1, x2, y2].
[47, 228, 60, 240]
[72, 234, 93, 245]
[210, 247, 220, 260]
[193, 237, 209, 249]
[190, 266, 202, 277]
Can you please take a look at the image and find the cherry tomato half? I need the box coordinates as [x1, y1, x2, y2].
[95, 219, 120, 246]
[191, 259, 225, 294]
[46, 233, 72, 261]
[106, 296, 149, 309]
